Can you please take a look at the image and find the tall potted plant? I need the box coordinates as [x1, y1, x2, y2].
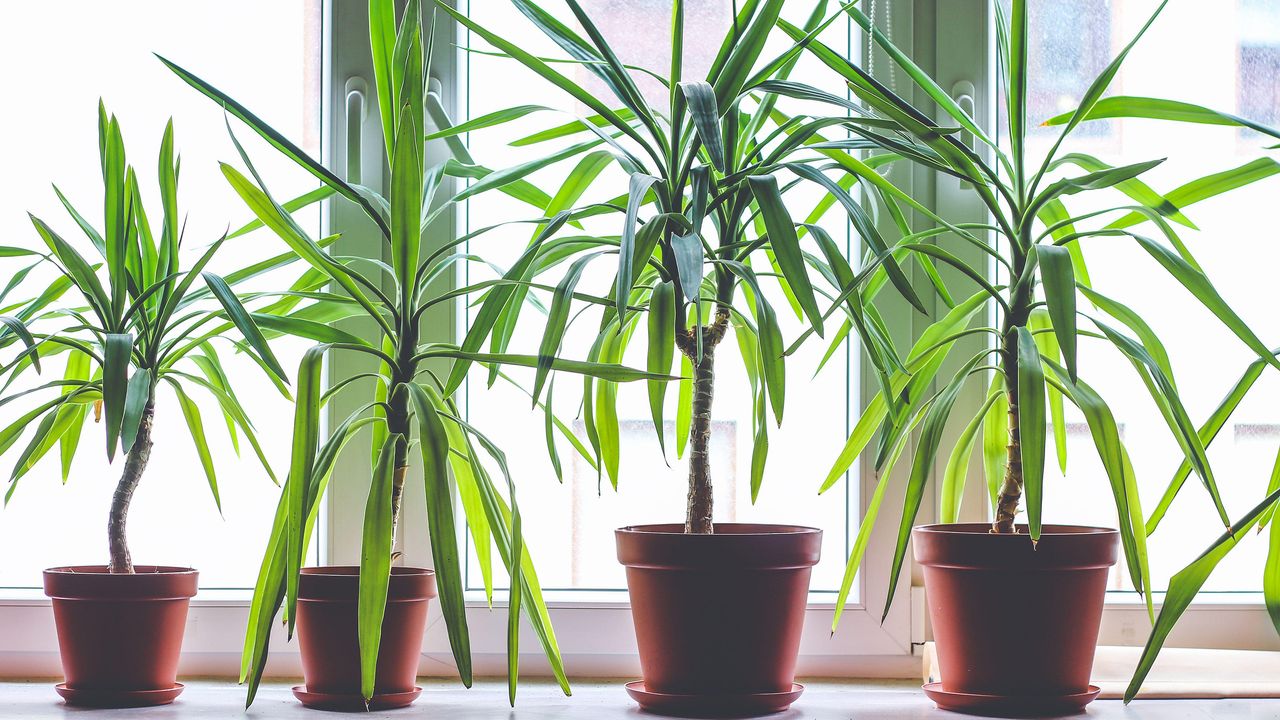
[164, 0, 672, 710]
[787, 1, 1280, 714]
[437, 1, 944, 715]
[0, 107, 302, 708]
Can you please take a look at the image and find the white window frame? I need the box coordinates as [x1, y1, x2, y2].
[930, 0, 1279, 654]
[3, 0, 1272, 683]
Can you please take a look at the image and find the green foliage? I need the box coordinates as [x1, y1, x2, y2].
[165, 0, 671, 706]
[438, 0, 927, 530]
[787, 0, 1280, 699]
[0, 107, 295, 532]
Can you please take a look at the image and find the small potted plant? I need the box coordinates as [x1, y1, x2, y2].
[0, 107, 299, 708]
[164, 0, 672, 709]
[787, 2, 1280, 714]
[437, 1, 933, 715]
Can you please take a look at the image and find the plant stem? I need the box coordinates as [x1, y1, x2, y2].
[108, 401, 155, 574]
[993, 235, 1034, 534]
[387, 370, 413, 548]
[993, 327, 1023, 534]
[677, 306, 730, 534]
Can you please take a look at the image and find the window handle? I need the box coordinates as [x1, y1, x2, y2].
[344, 77, 368, 184]
[951, 81, 977, 188]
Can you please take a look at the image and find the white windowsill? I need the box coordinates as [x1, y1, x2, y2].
[0, 679, 1275, 719]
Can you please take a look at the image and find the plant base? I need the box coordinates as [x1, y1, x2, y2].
[54, 681, 184, 708]
[291, 685, 422, 711]
[625, 680, 804, 718]
[914, 524, 1117, 717]
[43, 565, 197, 705]
[295, 566, 436, 707]
[616, 524, 821, 717]
[922, 682, 1101, 717]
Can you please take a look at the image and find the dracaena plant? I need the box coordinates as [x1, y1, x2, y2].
[434, 0, 948, 534]
[163, 0, 671, 706]
[0, 106, 298, 574]
[785, 0, 1280, 701]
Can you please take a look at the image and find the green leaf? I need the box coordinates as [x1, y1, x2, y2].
[941, 389, 1004, 524]
[647, 280, 676, 459]
[438, 2, 651, 154]
[102, 333, 133, 462]
[358, 433, 402, 701]
[617, 173, 660, 325]
[676, 351, 693, 459]
[168, 379, 220, 513]
[203, 273, 289, 384]
[120, 368, 153, 453]
[712, 0, 784, 111]
[533, 253, 600, 404]
[1045, 96, 1280, 142]
[1132, 233, 1280, 373]
[722, 262, 785, 425]
[1125, 486, 1280, 702]
[885, 351, 987, 618]
[748, 175, 823, 337]
[159, 55, 391, 238]
[1036, 245, 1077, 381]
[671, 232, 704, 304]
[0, 317, 40, 373]
[1110, 157, 1280, 230]
[285, 345, 328, 635]
[679, 81, 726, 172]
[391, 104, 423, 306]
[982, 383, 1010, 514]
[1015, 327, 1046, 541]
[407, 384, 473, 687]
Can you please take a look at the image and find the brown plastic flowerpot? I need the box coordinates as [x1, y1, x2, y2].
[914, 523, 1118, 716]
[43, 565, 197, 708]
[616, 523, 821, 717]
[293, 566, 436, 710]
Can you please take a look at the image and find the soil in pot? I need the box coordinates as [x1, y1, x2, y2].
[914, 523, 1118, 717]
[616, 523, 821, 718]
[293, 566, 436, 710]
[43, 565, 198, 708]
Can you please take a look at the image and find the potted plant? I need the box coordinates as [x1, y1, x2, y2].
[0, 107, 304, 708]
[436, 1, 938, 715]
[163, 0, 673, 709]
[785, 2, 1280, 714]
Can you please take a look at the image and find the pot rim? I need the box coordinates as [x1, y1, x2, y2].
[300, 565, 436, 577]
[913, 523, 1118, 537]
[44, 565, 198, 576]
[617, 522, 822, 537]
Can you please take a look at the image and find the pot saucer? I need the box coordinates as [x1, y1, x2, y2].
[55, 682, 184, 708]
[625, 680, 803, 718]
[922, 682, 1101, 717]
[291, 685, 422, 711]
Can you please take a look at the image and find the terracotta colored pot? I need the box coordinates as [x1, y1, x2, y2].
[295, 566, 436, 705]
[616, 523, 821, 712]
[914, 524, 1118, 705]
[43, 565, 198, 707]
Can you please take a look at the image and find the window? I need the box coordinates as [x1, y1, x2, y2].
[1239, 0, 1280, 140]
[0, 1, 322, 592]
[456, 0, 861, 599]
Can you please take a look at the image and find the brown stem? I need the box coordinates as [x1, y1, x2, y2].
[108, 402, 155, 574]
[677, 306, 730, 535]
[387, 384, 411, 550]
[992, 270, 1032, 534]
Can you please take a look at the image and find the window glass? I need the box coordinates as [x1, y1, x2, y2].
[998, 0, 1280, 593]
[0, 2, 322, 590]
[457, 1, 860, 597]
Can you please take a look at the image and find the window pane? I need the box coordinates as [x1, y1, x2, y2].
[998, 0, 1280, 593]
[457, 1, 859, 596]
[0, 2, 321, 590]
